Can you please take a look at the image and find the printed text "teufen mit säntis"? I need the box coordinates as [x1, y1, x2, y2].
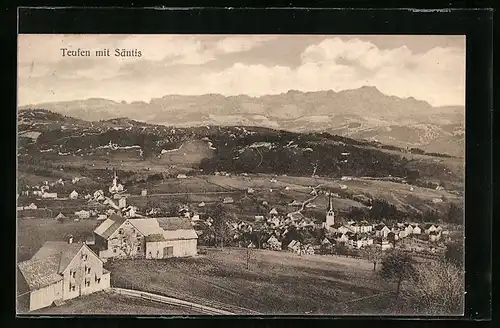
[60, 48, 142, 57]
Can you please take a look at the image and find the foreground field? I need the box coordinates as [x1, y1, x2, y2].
[28, 291, 204, 315]
[106, 247, 400, 315]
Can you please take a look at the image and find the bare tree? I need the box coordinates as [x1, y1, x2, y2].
[360, 245, 383, 271]
[401, 259, 465, 315]
[380, 250, 416, 297]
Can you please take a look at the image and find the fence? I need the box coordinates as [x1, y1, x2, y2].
[111, 287, 234, 315]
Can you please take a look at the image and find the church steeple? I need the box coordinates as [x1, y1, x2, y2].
[324, 192, 335, 229]
[327, 192, 334, 212]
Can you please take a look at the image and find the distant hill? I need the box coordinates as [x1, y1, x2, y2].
[17, 109, 463, 191]
[19, 87, 465, 157]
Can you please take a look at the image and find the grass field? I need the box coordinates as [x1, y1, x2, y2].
[106, 247, 399, 315]
[29, 291, 204, 315]
[17, 218, 99, 262]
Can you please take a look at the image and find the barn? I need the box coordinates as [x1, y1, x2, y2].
[93, 215, 198, 260]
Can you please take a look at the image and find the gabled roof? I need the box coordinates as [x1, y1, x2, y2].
[156, 217, 193, 231]
[374, 224, 389, 231]
[130, 218, 163, 236]
[94, 214, 127, 239]
[18, 255, 63, 291]
[424, 223, 435, 229]
[19, 242, 95, 291]
[31, 241, 83, 272]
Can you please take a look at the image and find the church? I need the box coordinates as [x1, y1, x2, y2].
[108, 170, 124, 194]
[323, 193, 335, 229]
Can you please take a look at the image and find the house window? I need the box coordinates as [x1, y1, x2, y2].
[119, 229, 123, 235]
[87, 267, 91, 274]
[113, 249, 117, 253]
[95, 274, 101, 283]
[85, 279, 90, 287]
[71, 285, 76, 292]
[137, 246, 141, 251]
[72, 271, 76, 278]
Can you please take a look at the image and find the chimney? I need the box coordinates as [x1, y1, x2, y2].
[68, 236, 73, 244]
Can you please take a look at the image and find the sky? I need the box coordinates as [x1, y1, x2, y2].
[18, 34, 466, 107]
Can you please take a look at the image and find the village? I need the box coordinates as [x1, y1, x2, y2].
[16, 169, 456, 313]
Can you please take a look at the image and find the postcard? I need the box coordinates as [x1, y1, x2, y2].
[17, 34, 465, 316]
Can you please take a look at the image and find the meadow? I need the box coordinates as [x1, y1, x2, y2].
[105, 247, 399, 315]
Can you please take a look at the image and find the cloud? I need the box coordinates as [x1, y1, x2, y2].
[17, 35, 465, 107]
[216, 36, 277, 54]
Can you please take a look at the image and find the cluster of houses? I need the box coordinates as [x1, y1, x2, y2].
[221, 193, 448, 256]
[327, 220, 448, 250]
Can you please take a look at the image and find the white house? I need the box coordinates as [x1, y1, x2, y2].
[118, 198, 127, 209]
[55, 213, 66, 220]
[75, 210, 90, 219]
[269, 208, 278, 216]
[141, 189, 148, 196]
[374, 224, 391, 238]
[424, 224, 440, 235]
[264, 235, 282, 251]
[377, 238, 393, 251]
[198, 202, 206, 207]
[69, 190, 79, 199]
[347, 234, 374, 249]
[223, 197, 234, 204]
[17, 241, 110, 312]
[287, 240, 301, 253]
[247, 188, 255, 194]
[25, 203, 38, 210]
[42, 192, 58, 199]
[411, 224, 422, 235]
[176, 174, 187, 179]
[93, 190, 105, 201]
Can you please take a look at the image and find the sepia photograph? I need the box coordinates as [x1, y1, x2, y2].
[16, 34, 465, 316]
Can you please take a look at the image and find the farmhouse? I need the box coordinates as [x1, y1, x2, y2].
[17, 241, 110, 312]
[94, 215, 198, 260]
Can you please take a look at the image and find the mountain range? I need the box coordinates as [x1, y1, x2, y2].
[19, 86, 465, 157]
